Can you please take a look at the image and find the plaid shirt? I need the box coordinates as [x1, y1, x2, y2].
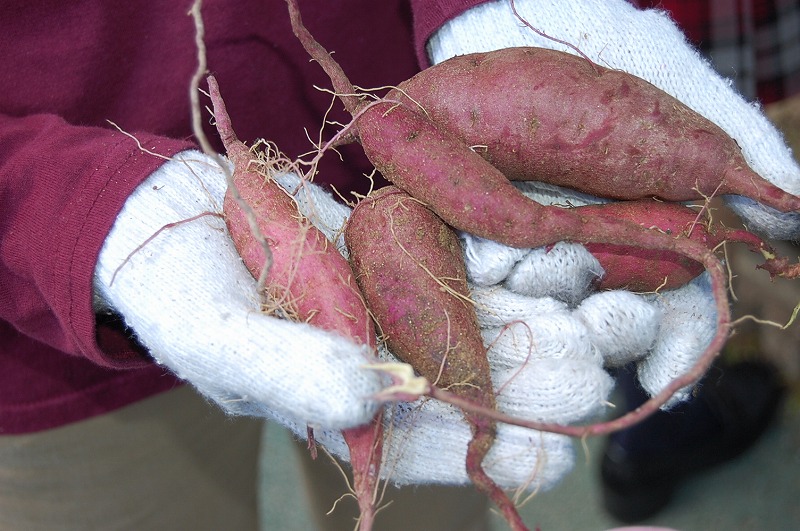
[632, 0, 800, 103]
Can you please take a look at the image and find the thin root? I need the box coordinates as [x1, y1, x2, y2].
[509, 0, 597, 73]
[732, 300, 800, 330]
[110, 212, 222, 285]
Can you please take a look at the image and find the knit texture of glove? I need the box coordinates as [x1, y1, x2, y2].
[428, 0, 800, 240]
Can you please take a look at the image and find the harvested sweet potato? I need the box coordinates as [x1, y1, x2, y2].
[209, 75, 382, 531]
[345, 186, 524, 530]
[390, 47, 800, 213]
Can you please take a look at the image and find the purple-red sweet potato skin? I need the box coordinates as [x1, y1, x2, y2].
[354, 101, 547, 249]
[344, 186, 494, 410]
[579, 201, 717, 291]
[208, 75, 372, 345]
[221, 144, 375, 347]
[391, 47, 799, 212]
[223, 175, 373, 343]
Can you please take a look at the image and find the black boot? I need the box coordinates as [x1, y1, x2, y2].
[600, 360, 786, 523]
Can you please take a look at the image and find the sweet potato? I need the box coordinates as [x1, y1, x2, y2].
[390, 47, 800, 213]
[209, 77, 369, 339]
[208, 76, 383, 531]
[281, 0, 789, 292]
[344, 186, 525, 530]
[578, 199, 797, 291]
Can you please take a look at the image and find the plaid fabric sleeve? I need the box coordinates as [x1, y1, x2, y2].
[630, 0, 800, 104]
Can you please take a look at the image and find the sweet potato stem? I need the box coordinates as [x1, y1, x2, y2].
[285, 0, 362, 115]
[467, 419, 528, 530]
[191, 0, 274, 292]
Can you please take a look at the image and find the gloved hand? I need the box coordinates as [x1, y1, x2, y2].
[428, 0, 800, 241]
[93, 151, 381, 430]
[463, 181, 718, 405]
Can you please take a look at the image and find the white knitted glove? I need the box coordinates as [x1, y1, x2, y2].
[93, 151, 381, 430]
[428, 0, 800, 240]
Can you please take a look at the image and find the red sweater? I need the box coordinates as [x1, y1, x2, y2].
[0, 0, 486, 434]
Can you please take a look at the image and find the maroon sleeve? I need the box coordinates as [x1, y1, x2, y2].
[0, 112, 194, 368]
[410, 0, 491, 67]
